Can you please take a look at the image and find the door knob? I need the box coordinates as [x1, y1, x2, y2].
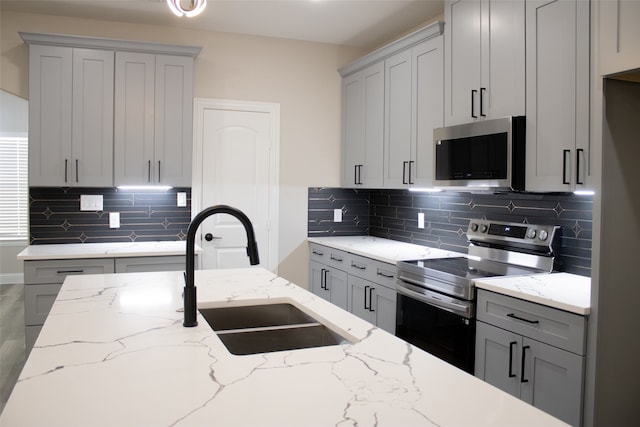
[204, 233, 220, 241]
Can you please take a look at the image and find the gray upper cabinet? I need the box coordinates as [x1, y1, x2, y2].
[21, 32, 200, 188]
[444, 0, 525, 126]
[598, 0, 640, 76]
[26, 43, 114, 187]
[341, 62, 384, 188]
[525, 0, 590, 192]
[339, 22, 444, 190]
[384, 36, 444, 189]
[114, 53, 194, 187]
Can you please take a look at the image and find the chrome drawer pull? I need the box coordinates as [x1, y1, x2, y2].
[507, 313, 540, 325]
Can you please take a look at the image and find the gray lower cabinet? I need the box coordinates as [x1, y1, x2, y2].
[475, 289, 586, 426]
[310, 260, 348, 311]
[23, 254, 193, 352]
[309, 243, 397, 333]
[115, 255, 189, 273]
[347, 275, 396, 334]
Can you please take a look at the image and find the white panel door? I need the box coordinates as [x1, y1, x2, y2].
[198, 106, 274, 270]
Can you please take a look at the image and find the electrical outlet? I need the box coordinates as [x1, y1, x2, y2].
[109, 212, 120, 228]
[334, 209, 343, 223]
[177, 192, 187, 207]
[80, 194, 103, 211]
[418, 212, 425, 229]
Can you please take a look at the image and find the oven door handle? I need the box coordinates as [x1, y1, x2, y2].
[396, 281, 472, 318]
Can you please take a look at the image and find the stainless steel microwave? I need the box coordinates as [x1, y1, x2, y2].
[433, 116, 525, 191]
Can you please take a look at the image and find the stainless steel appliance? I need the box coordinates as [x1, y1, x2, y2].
[395, 219, 559, 373]
[433, 116, 526, 191]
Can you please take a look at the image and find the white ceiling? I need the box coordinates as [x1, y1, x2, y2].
[1, 0, 444, 49]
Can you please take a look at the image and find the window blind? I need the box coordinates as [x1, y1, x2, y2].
[0, 135, 28, 240]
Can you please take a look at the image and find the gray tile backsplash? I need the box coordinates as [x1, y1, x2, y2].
[29, 187, 192, 244]
[308, 187, 593, 277]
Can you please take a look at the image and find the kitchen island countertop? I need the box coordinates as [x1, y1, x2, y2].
[0, 268, 567, 427]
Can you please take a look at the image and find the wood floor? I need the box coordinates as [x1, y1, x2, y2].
[0, 283, 26, 415]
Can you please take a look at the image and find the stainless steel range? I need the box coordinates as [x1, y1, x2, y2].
[395, 219, 559, 374]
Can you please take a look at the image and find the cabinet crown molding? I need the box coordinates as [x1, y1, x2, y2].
[19, 32, 202, 57]
[338, 21, 443, 77]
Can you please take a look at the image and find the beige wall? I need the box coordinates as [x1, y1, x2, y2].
[0, 10, 368, 288]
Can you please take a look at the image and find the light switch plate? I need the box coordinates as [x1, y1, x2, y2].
[334, 209, 343, 223]
[80, 194, 103, 211]
[109, 212, 120, 228]
[177, 192, 187, 207]
[418, 212, 425, 229]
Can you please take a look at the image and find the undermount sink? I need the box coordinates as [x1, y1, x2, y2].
[199, 302, 354, 355]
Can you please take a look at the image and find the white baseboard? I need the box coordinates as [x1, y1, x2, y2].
[0, 273, 24, 285]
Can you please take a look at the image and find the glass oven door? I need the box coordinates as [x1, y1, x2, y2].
[396, 285, 475, 374]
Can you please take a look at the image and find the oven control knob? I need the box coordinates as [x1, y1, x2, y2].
[470, 223, 478, 232]
[539, 230, 549, 241]
[480, 224, 488, 233]
[527, 229, 537, 239]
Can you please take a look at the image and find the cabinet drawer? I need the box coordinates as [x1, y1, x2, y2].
[24, 258, 115, 284]
[310, 244, 350, 271]
[477, 289, 587, 355]
[349, 253, 396, 289]
[309, 243, 329, 263]
[115, 256, 188, 273]
[24, 283, 63, 325]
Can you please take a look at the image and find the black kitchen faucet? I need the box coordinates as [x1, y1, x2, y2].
[183, 205, 260, 327]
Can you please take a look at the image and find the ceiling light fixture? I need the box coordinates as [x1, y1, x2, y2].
[166, 0, 207, 18]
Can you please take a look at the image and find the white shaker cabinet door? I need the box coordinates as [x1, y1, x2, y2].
[154, 54, 194, 187]
[444, 0, 481, 126]
[28, 45, 73, 186]
[114, 52, 156, 186]
[525, 0, 590, 192]
[412, 36, 444, 188]
[598, 0, 640, 76]
[71, 48, 114, 187]
[384, 49, 412, 188]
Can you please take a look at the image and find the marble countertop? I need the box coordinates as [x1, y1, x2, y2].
[1, 268, 568, 427]
[474, 272, 591, 315]
[308, 236, 463, 264]
[16, 241, 200, 260]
